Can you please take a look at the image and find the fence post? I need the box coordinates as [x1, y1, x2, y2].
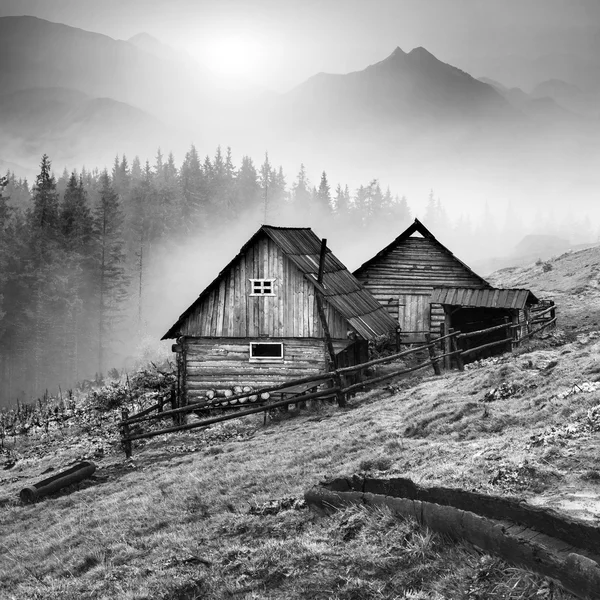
[121, 408, 132, 459]
[511, 313, 520, 350]
[452, 331, 464, 371]
[425, 333, 441, 376]
[503, 316, 512, 353]
[439, 323, 449, 371]
[170, 385, 179, 425]
[550, 301, 556, 329]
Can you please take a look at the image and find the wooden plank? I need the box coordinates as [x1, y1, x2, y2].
[278, 246, 284, 336]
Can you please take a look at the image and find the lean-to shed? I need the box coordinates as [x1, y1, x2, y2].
[354, 219, 539, 345]
[162, 226, 396, 403]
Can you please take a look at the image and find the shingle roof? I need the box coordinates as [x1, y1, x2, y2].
[431, 286, 539, 310]
[162, 226, 397, 340]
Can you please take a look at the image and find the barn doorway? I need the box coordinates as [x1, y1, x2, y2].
[448, 306, 514, 362]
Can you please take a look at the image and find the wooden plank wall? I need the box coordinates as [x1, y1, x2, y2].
[357, 236, 487, 334]
[180, 235, 350, 339]
[184, 337, 336, 399]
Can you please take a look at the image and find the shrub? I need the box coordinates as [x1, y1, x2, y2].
[90, 382, 129, 412]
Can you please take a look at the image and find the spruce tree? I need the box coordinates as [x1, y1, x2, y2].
[316, 171, 332, 213]
[93, 171, 128, 375]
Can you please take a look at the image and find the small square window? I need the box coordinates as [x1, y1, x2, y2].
[249, 342, 284, 362]
[249, 278, 275, 296]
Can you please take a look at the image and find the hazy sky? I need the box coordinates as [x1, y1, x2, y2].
[1, 0, 599, 90]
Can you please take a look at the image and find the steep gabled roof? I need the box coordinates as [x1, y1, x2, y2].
[162, 225, 397, 340]
[353, 218, 490, 287]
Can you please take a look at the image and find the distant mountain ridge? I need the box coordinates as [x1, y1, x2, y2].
[280, 45, 519, 131]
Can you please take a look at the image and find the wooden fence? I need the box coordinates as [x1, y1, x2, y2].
[119, 302, 557, 457]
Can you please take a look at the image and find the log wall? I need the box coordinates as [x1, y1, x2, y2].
[179, 235, 351, 339]
[183, 337, 352, 399]
[356, 236, 487, 335]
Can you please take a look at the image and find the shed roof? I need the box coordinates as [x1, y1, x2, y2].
[162, 226, 397, 340]
[354, 218, 490, 287]
[431, 287, 539, 310]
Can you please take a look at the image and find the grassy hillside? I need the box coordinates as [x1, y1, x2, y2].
[1, 254, 599, 599]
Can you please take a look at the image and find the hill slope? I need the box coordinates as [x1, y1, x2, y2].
[489, 245, 600, 331]
[1, 295, 598, 597]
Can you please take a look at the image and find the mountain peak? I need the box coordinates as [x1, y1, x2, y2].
[408, 46, 436, 60]
[128, 32, 160, 45]
[390, 46, 406, 58]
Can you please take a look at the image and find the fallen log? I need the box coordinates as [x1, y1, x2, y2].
[20, 461, 96, 504]
[305, 477, 600, 600]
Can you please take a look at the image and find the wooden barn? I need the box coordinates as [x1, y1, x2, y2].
[162, 226, 397, 403]
[354, 219, 539, 348]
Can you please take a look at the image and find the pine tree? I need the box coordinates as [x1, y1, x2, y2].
[30, 154, 60, 235]
[259, 153, 272, 222]
[316, 171, 332, 214]
[236, 156, 261, 217]
[291, 164, 311, 218]
[60, 173, 93, 249]
[26, 155, 64, 392]
[424, 189, 437, 226]
[59, 172, 94, 382]
[179, 145, 204, 227]
[93, 171, 128, 374]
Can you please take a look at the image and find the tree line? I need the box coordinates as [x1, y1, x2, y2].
[0, 146, 414, 404]
[0, 144, 594, 405]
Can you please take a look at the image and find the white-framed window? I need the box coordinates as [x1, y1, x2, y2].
[249, 278, 276, 296]
[249, 342, 284, 362]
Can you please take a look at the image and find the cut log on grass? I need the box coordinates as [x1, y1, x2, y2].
[249, 395, 258, 403]
[20, 461, 96, 503]
[242, 386, 252, 393]
[233, 385, 244, 394]
[305, 477, 600, 600]
[206, 390, 216, 400]
[260, 392, 270, 401]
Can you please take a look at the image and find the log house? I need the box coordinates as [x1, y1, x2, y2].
[354, 219, 539, 349]
[162, 226, 397, 403]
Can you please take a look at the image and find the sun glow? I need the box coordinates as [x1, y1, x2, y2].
[192, 34, 266, 81]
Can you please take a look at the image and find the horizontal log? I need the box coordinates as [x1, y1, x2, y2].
[125, 371, 337, 422]
[341, 359, 433, 394]
[461, 337, 513, 357]
[430, 330, 460, 344]
[336, 342, 433, 375]
[305, 485, 600, 600]
[127, 401, 164, 420]
[124, 387, 341, 441]
[457, 322, 513, 339]
[521, 317, 558, 340]
[530, 304, 556, 319]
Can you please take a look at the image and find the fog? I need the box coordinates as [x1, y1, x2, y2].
[1, 4, 600, 404]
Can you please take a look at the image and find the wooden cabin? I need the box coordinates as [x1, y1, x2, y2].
[162, 226, 397, 403]
[354, 219, 539, 349]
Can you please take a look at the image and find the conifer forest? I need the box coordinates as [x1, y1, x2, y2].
[0, 145, 593, 406]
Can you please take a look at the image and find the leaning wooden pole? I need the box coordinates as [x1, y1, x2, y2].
[315, 238, 345, 406]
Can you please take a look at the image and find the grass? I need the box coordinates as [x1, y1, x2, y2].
[1, 325, 600, 598]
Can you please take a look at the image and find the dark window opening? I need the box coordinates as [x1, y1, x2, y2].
[249, 342, 284, 361]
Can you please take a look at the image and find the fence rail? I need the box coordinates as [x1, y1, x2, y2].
[119, 300, 557, 456]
